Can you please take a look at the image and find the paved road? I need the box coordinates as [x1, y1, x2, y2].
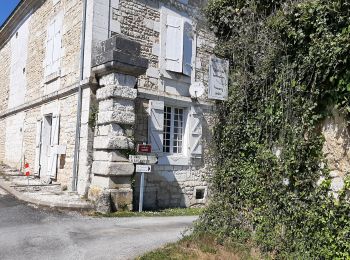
[0, 188, 196, 260]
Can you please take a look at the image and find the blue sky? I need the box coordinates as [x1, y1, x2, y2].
[0, 0, 21, 27]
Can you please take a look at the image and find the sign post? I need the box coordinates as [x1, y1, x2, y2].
[136, 164, 152, 212]
[131, 143, 155, 212]
[139, 172, 145, 212]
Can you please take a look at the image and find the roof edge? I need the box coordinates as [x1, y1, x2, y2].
[0, 0, 44, 49]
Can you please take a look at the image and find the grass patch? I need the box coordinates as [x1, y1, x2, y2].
[137, 233, 263, 260]
[92, 207, 204, 218]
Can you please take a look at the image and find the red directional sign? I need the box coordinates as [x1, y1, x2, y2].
[137, 144, 152, 153]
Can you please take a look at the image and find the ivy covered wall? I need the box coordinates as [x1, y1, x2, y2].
[197, 0, 350, 258]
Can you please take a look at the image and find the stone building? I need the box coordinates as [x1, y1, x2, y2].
[0, 0, 230, 210]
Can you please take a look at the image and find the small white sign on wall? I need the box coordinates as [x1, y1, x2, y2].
[208, 56, 229, 101]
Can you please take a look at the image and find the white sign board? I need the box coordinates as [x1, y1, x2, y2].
[136, 165, 152, 173]
[208, 56, 229, 101]
[129, 155, 158, 164]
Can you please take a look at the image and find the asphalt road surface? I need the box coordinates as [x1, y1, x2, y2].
[0, 188, 196, 260]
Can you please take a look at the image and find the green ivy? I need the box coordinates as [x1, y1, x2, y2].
[197, 0, 350, 258]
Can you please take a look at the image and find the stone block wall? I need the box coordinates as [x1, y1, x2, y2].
[92, 0, 218, 209]
[0, 0, 87, 192]
[134, 97, 215, 209]
[322, 111, 350, 195]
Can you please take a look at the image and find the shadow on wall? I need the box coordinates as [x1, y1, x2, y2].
[133, 168, 207, 210]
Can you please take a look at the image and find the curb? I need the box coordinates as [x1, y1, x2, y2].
[0, 179, 94, 211]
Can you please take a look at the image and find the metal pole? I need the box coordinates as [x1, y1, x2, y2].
[72, 0, 88, 192]
[139, 172, 145, 212]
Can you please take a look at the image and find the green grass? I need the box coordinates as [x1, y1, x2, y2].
[137, 233, 263, 260]
[92, 207, 204, 218]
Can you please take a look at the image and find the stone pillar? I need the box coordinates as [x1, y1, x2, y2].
[89, 35, 148, 212]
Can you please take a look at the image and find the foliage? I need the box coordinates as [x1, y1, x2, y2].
[198, 0, 350, 258]
[138, 233, 261, 260]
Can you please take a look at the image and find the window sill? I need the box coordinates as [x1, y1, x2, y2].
[44, 70, 61, 84]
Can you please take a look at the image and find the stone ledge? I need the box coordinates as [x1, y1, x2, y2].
[91, 161, 135, 176]
[0, 179, 93, 211]
[92, 52, 148, 77]
[98, 34, 141, 57]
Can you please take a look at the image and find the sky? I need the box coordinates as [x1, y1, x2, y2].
[0, 0, 21, 27]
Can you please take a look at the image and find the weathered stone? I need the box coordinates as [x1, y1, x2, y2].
[110, 188, 133, 211]
[97, 110, 135, 125]
[96, 85, 137, 101]
[93, 136, 134, 150]
[93, 150, 128, 162]
[99, 34, 141, 56]
[88, 186, 111, 213]
[92, 161, 134, 176]
[90, 176, 117, 189]
[99, 73, 137, 88]
[331, 177, 345, 192]
[98, 98, 134, 112]
[96, 123, 125, 137]
[92, 51, 148, 76]
[90, 175, 132, 189]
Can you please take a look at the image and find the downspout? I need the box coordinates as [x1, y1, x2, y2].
[72, 0, 88, 192]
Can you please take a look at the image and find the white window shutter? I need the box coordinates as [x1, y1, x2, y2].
[148, 100, 164, 154]
[165, 15, 183, 73]
[183, 21, 193, 76]
[189, 106, 202, 158]
[34, 119, 42, 176]
[208, 57, 229, 101]
[45, 22, 54, 75]
[52, 14, 62, 73]
[48, 114, 60, 179]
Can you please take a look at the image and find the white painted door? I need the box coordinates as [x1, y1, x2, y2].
[39, 115, 52, 181]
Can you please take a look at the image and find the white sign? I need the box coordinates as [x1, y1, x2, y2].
[136, 165, 152, 173]
[208, 56, 229, 101]
[129, 155, 158, 164]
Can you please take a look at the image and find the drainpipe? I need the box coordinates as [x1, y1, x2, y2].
[72, 0, 88, 192]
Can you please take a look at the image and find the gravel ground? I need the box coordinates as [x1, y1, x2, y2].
[0, 192, 196, 260]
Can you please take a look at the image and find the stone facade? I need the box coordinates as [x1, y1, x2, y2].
[0, 0, 221, 211]
[322, 111, 350, 195]
[0, 0, 89, 192]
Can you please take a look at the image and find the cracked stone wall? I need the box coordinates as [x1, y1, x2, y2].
[322, 111, 350, 194]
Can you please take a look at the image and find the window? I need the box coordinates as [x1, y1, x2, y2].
[148, 100, 203, 165]
[162, 11, 194, 76]
[45, 13, 63, 76]
[163, 106, 184, 154]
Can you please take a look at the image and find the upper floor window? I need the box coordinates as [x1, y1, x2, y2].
[45, 13, 63, 77]
[161, 7, 194, 77]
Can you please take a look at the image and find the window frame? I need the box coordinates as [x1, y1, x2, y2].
[163, 106, 185, 155]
